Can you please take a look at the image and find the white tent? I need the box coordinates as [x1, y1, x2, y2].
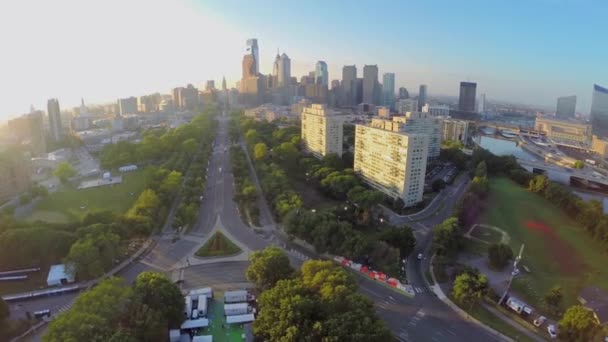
[181, 318, 209, 330]
[226, 313, 254, 324]
[46, 264, 75, 287]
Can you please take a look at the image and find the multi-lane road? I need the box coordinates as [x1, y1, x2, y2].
[14, 113, 506, 342]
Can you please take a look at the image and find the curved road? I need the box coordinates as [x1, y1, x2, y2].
[16, 114, 505, 342]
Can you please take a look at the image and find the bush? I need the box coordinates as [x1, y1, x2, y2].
[487, 243, 513, 270]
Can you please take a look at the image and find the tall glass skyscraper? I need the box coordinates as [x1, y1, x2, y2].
[246, 39, 259, 75]
[363, 65, 379, 105]
[458, 82, 477, 112]
[315, 61, 328, 86]
[382, 73, 395, 107]
[591, 84, 608, 136]
[342, 65, 357, 107]
[418, 85, 427, 111]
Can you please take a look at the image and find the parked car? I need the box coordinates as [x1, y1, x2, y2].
[417, 253, 423, 260]
[547, 324, 557, 339]
[533, 315, 546, 327]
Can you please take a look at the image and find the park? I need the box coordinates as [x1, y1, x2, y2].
[23, 171, 147, 224]
[474, 177, 608, 309]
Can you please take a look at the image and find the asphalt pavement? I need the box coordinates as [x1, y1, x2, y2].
[14, 114, 507, 342]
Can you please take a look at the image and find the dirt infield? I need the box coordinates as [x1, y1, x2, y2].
[524, 221, 587, 276]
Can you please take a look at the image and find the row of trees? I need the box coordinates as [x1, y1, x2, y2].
[172, 113, 218, 229]
[284, 208, 416, 275]
[235, 113, 304, 220]
[43, 272, 184, 342]
[246, 247, 392, 341]
[230, 145, 260, 225]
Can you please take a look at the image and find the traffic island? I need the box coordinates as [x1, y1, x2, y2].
[195, 232, 242, 258]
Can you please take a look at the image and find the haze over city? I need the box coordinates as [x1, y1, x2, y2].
[1, 0, 606, 119]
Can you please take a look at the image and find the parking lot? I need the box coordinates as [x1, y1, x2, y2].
[426, 163, 459, 185]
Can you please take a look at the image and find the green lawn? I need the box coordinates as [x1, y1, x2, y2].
[196, 232, 242, 257]
[478, 177, 608, 308]
[26, 171, 147, 223]
[200, 294, 246, 341]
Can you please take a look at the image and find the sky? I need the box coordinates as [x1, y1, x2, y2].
[0, 0, 606, 120]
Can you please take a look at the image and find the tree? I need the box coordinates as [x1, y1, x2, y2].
[487, 243, 513, 269]
[544, 285, 563, 310]
[573, 160, 585, 169]
[432, 217, 461, 256]
[321, 153, 344, 170]
[253, 260, 391, 342]
[452, 271, 489, 309]
[246, 246, 294, 290]
[131, 272, 184, 328]
[64, 232, 121, 280]
[380, 226, 416, 260]
[474, 161, 488, 178]
[529, 174, 549, 193]
[44, 277, 131, 342]
[253, 142, 268, 161]
[274, 142, 299, 168]
[432, 178, 446, 192]
[181, 138, 198, 156]
[558, 305, 601, 341]
[53, 161, 77, 183]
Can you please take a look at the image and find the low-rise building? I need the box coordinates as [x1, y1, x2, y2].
[245, 103, 291, 122]
[301, 104, 344, 158]
[534, 116, 591, 147]
[354, 120, 428, 207]
[592, 135, 608, 158]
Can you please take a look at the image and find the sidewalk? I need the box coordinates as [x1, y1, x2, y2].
[429, 254, 544, 342]
[429, 254, 515, 342]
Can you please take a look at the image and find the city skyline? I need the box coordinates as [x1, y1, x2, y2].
[1, 0, 607, 119]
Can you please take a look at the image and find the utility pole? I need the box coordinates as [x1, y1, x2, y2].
[498, 243, 524, 305]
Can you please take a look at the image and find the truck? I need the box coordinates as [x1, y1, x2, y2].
[189, 287, 213, 299]
[224, 290, 253, 303]
[224, 303, 250, 316]
[184, 296, 192, 318]
[197, 295, 208, 317]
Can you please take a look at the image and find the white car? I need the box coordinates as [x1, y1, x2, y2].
[417, 253, 423, 260]
[533, 315, 546, 327]
[547, 324, 557, 339]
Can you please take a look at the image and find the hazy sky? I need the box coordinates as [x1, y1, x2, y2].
[1, 0, 606, 119]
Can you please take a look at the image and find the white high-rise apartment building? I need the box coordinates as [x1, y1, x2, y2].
[392, 112, 442, 159]
[354, 119, 428, 207]
[396, 98, 418, 114]
[442, 119, 469, 144]
[301, 104, 344, 158]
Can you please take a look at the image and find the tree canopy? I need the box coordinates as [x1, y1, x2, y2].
[452, 269, 489, 309]
[487, 243, 513, 270]
[44, 273, 183, 342]
[558, 305, 601, 342]
[53, 161, 76, 183]
[253, 260, 391, 341]
[246, 246, 294, 290]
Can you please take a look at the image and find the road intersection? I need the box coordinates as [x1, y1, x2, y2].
[16, 113, 507, 342]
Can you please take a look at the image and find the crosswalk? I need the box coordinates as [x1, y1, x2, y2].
[56, 303, 72, 314]
[413, 286, 430, 293]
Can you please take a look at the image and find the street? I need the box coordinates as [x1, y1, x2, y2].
[14, 114, 506, 342]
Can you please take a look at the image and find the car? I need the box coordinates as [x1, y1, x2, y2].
[533, 315, 546, 327]
[417, 253, 423, 260]
[547, 324, 557, 339]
